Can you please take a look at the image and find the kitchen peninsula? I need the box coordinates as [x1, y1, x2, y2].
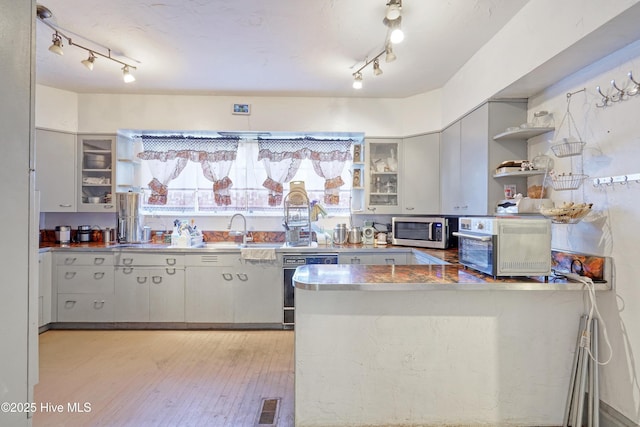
[293, 264, 610, 427]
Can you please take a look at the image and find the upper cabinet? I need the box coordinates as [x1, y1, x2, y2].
[35, 129, 77, 212]
[77, 135, 116, 212]
[440, 100, 531, 216]
[364, 138, 401, 214]
[402, 133, 440, 214]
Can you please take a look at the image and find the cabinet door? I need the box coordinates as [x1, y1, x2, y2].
[460, 103, 489, 215]
[114, 267, 150, 322]
[185, 267, 234, 323]
[402, 133, 440, 214]
[57, 294, 114, 322]
[233, 261, 281, 323]
[35, 129, 76, 212]
[38, 252, 52, 327]
[149, 268, 185, 322]
[78, 135, 116, 212]
[440, 122, 461, 215]
[365, 139, 401, 214]
[57, 266, 114, 294]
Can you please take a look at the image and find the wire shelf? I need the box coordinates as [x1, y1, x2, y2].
[549, 173, 588, 191]
[551, 140, 586, 158]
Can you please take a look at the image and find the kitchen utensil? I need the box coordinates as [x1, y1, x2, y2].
[333, 224, 348, 245]
[143, 226, 152, 242]
[55, 225, 71, 244]
[77, 225, 92, 242]
[347, 227, 362, 244]
[87, 196, 101, 203]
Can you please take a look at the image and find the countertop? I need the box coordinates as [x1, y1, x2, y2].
[292, 263, 611, 291]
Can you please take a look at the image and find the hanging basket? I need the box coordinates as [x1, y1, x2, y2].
[550, 140, 586, 158]
[549, 173, 588, 191]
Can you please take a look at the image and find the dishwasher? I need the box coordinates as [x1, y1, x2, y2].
[282, 253, 338, 329]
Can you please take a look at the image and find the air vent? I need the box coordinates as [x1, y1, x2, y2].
[256, 398, 280, 426]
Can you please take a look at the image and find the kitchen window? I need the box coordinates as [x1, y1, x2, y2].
[119, 132, 362, 216]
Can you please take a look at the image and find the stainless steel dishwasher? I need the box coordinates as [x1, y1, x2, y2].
[282, 253, 338, 329]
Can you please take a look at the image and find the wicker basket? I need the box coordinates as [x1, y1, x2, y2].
[540, 203, 592, 224]
[551, 140, 586, 158]
[549, 174, 588, 191]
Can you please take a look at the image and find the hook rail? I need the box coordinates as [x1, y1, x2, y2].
[596, 70, 640, 107]
[592, 172, 640, 187]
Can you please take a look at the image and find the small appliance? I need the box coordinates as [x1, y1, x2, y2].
[54, 225, 71, 244]
[496, 197, 553, 215]
[116, 192, 143, 243]
[362, 226, 375, 245]
[77, 225, 92, 242]
[453, 217, 551, 277]
[391, 216, 456, 249]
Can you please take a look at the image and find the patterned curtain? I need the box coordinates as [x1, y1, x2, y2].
[137, 135, 239, 206]
[307, 138, 353, 205]
[257, 138, 306, 206]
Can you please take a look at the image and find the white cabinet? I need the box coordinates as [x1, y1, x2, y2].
[440, 101, 529, 215]
[35, 129, 76, 212]
[350, 142, 365, 213]
[38, 251, 52, 327]
[54, 252, 115, 322]
[114, 267, 185, 322]
[402, 133, 440, 214]
[365, 138, 401, 214]
[114, 252, 185, 322]
[78, 134, 116, 212]
[185, 253, 282, 324]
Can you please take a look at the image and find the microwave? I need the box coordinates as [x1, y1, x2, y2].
[453, 217, 551, 277]
[391, 217, 456, 249]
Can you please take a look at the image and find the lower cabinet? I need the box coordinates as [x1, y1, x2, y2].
[57, 294, 114, 322]
[339, 252, 410, 265]
[38, 251, 52, 327]
[233, 260, 282, 323]
[114, 267, 185, 322]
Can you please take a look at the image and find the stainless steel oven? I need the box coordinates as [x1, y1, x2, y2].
[453, 217, 551, 277]
[391, 216, 457, 249]
[282, 253, 338, 329]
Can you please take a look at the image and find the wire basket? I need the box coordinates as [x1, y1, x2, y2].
[549, 173, 588, 191]
[540, 203, 592, 224]
[550, 140, 586, 158]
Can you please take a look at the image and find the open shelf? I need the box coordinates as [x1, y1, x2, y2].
[493, 127, 555, 141]
[493, 170, 547, 178]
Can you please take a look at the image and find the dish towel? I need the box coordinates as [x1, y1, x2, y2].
[240, 247, 277, 261]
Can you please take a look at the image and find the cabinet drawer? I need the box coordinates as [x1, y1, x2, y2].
[185, 253, 242, 267]
[114, 252, 184, 267]
[57, 267, 114, 293]
[55, 253, 113, 266]
[338, 254, 373, 265]
[369, 253, 408, 265]
[57, 294, 114, 322]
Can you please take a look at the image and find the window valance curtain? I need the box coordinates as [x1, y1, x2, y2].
[137, 135, 239, 205]
[258, 137, 353, 205]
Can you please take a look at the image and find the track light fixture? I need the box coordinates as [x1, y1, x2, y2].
[81, 52, 96, 70]
[350, 1, 404, 89]
[48, 32, 64, 55]
[36, 4, 138, 83]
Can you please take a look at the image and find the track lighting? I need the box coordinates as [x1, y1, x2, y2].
[352, 73, 363, 89]
[122, 66, 136, 83]
[373, 59, 383, 76]
[384, 16, 404, 44]
[385, 0, 402, 20]
[48, 32, 64, 55]
[81, 52, 96, 70]
[385, 45, 396, 63]
[37, 4, 139, 83]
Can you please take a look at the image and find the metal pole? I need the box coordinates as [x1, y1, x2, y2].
[564, 315, 586, 427]
[575, 321, 590, 427]
[593, 318, 600, 427]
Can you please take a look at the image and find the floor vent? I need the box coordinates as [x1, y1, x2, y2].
[256, 398, 280, 425]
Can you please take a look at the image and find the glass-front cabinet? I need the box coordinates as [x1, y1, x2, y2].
[77, 134, 116, 212]
[364, 138, 401, 214]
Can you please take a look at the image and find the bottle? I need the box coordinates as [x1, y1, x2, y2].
[375, 177, 382, 193]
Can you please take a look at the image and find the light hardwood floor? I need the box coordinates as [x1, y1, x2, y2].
[34, 330, 294, 427]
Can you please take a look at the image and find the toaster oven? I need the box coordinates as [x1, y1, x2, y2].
[453, 217, 551, 277]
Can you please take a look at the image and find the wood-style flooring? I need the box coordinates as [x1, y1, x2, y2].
[34, 330, 294, 427]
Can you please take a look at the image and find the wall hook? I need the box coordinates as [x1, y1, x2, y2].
[611, 79, 626, 102]
[596, 86, 611, 108]
[628, 71, 640, 96]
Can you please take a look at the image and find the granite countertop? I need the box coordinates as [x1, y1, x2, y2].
[292, 263, 612, 291]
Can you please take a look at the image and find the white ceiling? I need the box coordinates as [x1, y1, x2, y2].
[35, 0, 530, 98]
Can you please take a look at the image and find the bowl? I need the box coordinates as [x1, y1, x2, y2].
[85, 153, 109, 169]
[87, 196, 102, 204]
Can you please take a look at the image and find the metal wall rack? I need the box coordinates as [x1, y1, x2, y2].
[592, 172, 640, 187]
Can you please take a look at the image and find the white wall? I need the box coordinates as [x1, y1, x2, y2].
[35, 85, 78, 132]
[526, 40, 640, 422]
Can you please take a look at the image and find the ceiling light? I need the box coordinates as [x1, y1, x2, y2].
[373, 59, 383, 76]
[48, 32, 64, 55]
[385, 0, 402, 20]
[37, 4, 139, 83]
[122, 66, 136, 83]
[390, 27, 404, 44]
[385, 16, 404, 44]
[385, 45, 396, 63]
[352, 73, 363, 89]
[81, 52, 96, 71]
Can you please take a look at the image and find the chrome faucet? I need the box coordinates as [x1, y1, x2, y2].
[227, 213, 252, 245]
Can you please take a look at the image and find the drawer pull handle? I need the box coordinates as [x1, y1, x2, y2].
[94, 257, 105, 265]
[351, 258, 361, 264]
[385, 258, 396, 264]
[64, 271, 76, 279]
[59, 204, 72, 208]
[166, 258, 177, 266]
[222, 273, 233, 281]
[152, 276, 163, 284]
[93, 300, 105, 309]
[122, 267, 134, 274]
[64, 257, 77, 265]
[93, 272, 105, 280]
[103, 205, 113, 209]
[165, 268, 176, 275]
[123, 258, 133, 266]
[237, 273, 248, 282]
[136, 276, 148, 284]
[64, 300, 76, 308]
